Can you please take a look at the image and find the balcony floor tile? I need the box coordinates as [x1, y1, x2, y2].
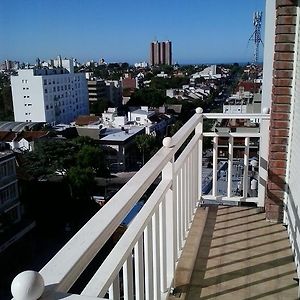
[171, 206, 299, 300]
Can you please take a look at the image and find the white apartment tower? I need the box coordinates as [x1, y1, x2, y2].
[11, 59, 89, 125]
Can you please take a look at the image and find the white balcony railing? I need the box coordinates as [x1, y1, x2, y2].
[11, 108, 270, 300]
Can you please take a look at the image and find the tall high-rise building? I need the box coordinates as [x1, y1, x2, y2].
[150, 40, 172, 66]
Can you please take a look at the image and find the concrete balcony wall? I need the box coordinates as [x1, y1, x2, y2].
[265, 0, 298, 222]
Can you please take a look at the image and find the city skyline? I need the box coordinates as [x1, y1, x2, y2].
[0, 0, 265, 64]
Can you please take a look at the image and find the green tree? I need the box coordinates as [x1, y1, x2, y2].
[135, 134, 158, 165]
[89, 98, 110, 114]
[127, 88, 168, 107]
[76, 145, 109, 177]
[22, 139, 76, 178]
[150, 77, 189, 90]
[0, 74, 13, 120]
[67, 166, 95, 199]
[169, 120, 183, 136]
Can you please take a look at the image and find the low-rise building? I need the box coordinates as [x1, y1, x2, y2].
[191, 65, 222, 80]
[99, 126, 144, 171]
[128, 106, 154, 126]
[0, 131, 49, 152]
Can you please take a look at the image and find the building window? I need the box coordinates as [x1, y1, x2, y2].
[44, 79, 47, 85]
[45, 88, 48, 93]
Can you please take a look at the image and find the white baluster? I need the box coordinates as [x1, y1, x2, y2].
[182, 162, 187, 236]
[184, 160, 188, 235]
[212, 136, 218, 197]
[243, 137, 250, 199]
[153, 211, 161, 300]
[227, 136, 234, 197]
[109, 274, 120, 300]
[187, 156, 191, 225]
[144, 224, 154, 300]
[159, 200, 167, 292]
[123, 256, 134, 300]
[177, 170, 183, 251]
[134, 237, 144, 300]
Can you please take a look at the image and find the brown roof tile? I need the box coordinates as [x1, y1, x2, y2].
[75, 115, 101, 126]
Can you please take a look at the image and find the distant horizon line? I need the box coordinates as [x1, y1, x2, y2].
[1, 57, 263, 67]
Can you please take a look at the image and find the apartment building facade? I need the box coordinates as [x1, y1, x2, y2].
[11, 64, 89, 125]
[0, 152, 20, 229]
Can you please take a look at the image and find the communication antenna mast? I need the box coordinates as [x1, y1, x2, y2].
[249, 11, 264, 65]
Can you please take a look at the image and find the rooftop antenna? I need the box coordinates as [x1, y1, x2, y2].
[249, 11, 264, 65]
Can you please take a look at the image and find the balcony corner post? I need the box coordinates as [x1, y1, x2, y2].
[162, 155, 177, 290]
[258, 110, 270, 208]
[195, 109, 203, 202]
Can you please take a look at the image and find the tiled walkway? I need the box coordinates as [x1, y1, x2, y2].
[175, 206, 299, 299]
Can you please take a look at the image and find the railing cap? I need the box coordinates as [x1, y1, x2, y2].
[262, 107, 270, 114]
[11, 271, 44, 300]
[163, 136, 172, 148]
[196, 107, 203, 114]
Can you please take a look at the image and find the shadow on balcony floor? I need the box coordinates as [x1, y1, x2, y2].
[173, 206, 299, 300]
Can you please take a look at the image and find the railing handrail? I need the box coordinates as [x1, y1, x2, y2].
[81, 179, 172, 297]
[203, 113, 270, 119]
[39, 110, 203, 293]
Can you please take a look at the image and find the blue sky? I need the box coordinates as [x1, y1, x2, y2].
[0, 0, 265, 64]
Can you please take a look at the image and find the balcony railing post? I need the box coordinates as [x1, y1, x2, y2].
[162, 137, 177, 291]
[195, 108, 203, 201]
[258, 110, 270, 208]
